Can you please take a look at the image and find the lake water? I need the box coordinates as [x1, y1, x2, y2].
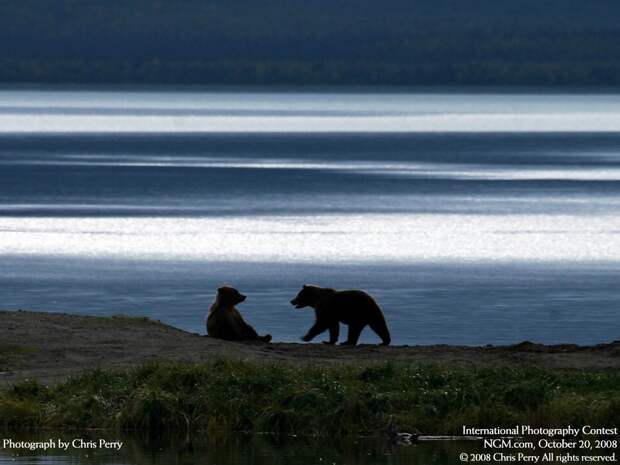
[1, 88, 620, 345]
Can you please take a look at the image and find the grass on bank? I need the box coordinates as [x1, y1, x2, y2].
[1, 360, 619, 437]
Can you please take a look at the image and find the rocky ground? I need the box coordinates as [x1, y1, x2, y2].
[1, 310, 618, 385]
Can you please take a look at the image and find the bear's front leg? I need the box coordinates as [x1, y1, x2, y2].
[323, 322, 339, 344]
[301, 320, 329, 342]
[340, 323, 365, 346]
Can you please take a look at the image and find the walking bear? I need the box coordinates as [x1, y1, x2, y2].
[207, 286, 271, 342]
[290, 285, 391, 346]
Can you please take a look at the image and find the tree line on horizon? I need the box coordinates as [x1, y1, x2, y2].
[1, 0, 619, 86]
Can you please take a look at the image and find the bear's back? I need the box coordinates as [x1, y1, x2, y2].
[323, 289, 380, 323]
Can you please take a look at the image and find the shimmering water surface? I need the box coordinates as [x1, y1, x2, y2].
[1, 88, 619, 345]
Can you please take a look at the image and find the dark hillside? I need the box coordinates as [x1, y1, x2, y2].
[1, 0, 619, 85]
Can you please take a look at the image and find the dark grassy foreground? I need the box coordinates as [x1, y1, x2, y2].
[1, 360, 619, 437]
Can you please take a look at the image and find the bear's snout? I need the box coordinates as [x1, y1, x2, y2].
[239, 294, 246, 302]
[290, 298, 297, 305]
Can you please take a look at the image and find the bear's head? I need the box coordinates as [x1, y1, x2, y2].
[217, 286, 246, 306]
[290, 284, 321, 309]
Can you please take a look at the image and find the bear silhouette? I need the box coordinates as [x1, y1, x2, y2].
[291, 284, 391, 346]
[207, 286, 271, 342]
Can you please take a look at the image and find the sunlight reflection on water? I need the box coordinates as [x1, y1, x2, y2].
[2, 213, 620, 263]
[1, 89, 620, 132]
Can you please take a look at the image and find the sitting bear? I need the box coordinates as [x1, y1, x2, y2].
[207, 286, 271, 342]
[290, 285, 391, 346]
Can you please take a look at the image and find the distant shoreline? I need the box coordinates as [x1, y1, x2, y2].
[3, 83, 620, 93]
[1, 310, 618, 386]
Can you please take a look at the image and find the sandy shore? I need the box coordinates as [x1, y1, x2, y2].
[1, 310, 618, 385]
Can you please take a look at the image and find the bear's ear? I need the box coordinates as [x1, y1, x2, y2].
[303, 284, 308, 289]
[217, 287, 224, 293]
